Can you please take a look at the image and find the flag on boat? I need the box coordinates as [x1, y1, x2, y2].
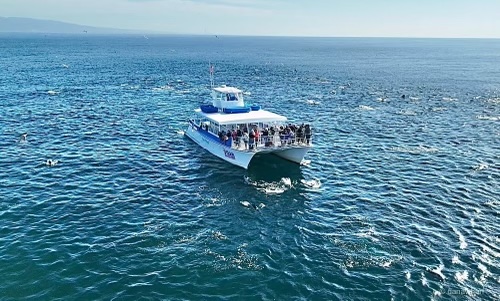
[209, 65, 214, 75]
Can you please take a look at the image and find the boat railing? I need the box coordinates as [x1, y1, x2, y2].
[231, 129, 312, 151]
[191, 119, 313, 150]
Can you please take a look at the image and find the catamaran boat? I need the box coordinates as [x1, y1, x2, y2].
[186, 84, 313, 169]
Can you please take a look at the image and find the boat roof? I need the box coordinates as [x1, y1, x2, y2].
[213, 86, 242, 94]
[195, 108, 287, 125]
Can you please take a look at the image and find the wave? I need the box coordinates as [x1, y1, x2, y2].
[476, 115, 499, 121]
[152, 85, 173, 91]
[300, 179, 321, 189]
[391, 145, 439, 154]
[243, 176, 294, 194]
[398, 110, 417, 116]
[432, 107, 447, 112]
[452, 226, 468, 249]
[427, 264, 446, 280]
[455, 270, 469, 283]
[300, 159, 311, 166]
[305, 99, 321, 105]
[359, 105, 375, 111]
[486, 97, 500, 104]
[471, 163, 488, 171]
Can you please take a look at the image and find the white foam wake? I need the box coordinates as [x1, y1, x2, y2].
[472, 163, 488, 171]
[300, 159, 311, 166]
[301, 179, 321, 189]
[455, 270, 469, 283]
[359, 105, 375, 111]
[428, 264, 446, 280]
[281, 177, 292, 187]
[244, 176, 291, 195]
[452, 227, 468, 249]
[305, 99, 321, 105]
[477, 115, 499, 121]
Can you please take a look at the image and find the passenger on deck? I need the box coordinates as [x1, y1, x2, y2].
[305, 124, 312, 145]
[262, 128, 270, 146]
[243, 131, 249, 149]
[226, 136, 232, 147]
[237, 128, 243, 148]
[254, 127, 260, 148]
[249, 129, 255, 150]
[284, 128, 291, 145]
[279, 126, 285, 146]
[297, 125, 304, 144]
[232, 129, 238, 147]
[289, 130, 295, 144]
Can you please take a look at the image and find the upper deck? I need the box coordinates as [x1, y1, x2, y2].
[196, 85, 288, 125]
[195, 108, 287, 125]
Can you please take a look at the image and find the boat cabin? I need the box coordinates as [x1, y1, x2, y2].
[211, 85, 244, 109]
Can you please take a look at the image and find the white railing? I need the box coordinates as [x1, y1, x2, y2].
[231, 130, 313, 151]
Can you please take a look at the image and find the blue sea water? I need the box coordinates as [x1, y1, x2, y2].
[0, 34, 499, 300]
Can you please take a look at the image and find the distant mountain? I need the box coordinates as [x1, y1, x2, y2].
[0, 16, 138, 34]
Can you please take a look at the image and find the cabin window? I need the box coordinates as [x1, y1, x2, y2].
[225, 93, 237, 101]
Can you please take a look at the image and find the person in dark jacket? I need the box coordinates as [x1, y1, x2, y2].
[304, 124, 312, 145]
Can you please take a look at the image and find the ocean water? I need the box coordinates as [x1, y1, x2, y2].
[0, 34, 499, 300]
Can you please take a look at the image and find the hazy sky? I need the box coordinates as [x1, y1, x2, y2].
[2, 0, 500, 37]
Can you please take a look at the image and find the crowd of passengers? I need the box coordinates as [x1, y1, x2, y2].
[216, 124, 312, 149]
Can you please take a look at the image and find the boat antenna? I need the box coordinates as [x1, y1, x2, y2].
[209, 62, 215, 88]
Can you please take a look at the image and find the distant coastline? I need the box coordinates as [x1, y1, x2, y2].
[0, 16, 142, 34]
[1, 16, 498, 39]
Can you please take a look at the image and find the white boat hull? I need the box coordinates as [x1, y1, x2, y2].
[272, 147, 310, 164]
[185, 123, 257, 169]
[185, 123, 311, 169]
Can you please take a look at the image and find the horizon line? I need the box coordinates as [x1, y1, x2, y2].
[1, 16, 499, 40]
[1, 32, 499, 40]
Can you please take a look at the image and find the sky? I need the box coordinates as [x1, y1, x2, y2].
[2, 0, 500, 38]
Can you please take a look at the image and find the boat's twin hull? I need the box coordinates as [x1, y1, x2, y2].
[185, 124, 310, 169]
[185, 125, 256, 169]
[272, 147, 310, 164]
